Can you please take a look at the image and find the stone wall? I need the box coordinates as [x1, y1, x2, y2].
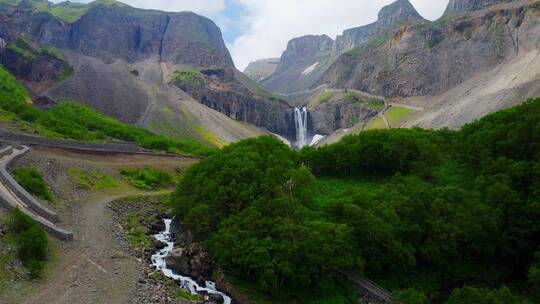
[0, 145, 73, 241]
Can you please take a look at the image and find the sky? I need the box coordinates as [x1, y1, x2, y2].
[51, 0, 449, 70]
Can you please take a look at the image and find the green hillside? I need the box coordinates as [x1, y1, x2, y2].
[0, 65, 213, 156]
[0, 0, 127, 22]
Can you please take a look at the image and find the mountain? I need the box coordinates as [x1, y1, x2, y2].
[319, 0, 540, 129]
[444, 0, 517, 14]
[0, 0, 295, 145]
[243, 58, 280, 82]
[258, 0, 424, 94]
[260, 35, 334, 94]
[250, 0, 540, 143]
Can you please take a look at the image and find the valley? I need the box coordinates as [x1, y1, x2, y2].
[0, 0, 539, 303]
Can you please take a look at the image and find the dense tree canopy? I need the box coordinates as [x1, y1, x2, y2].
[172, 98, 540, 303]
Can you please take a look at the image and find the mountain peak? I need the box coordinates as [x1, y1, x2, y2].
[444, 0, 517, 15]
[377, 0, 424, 28]
[281, 35, 334, 65]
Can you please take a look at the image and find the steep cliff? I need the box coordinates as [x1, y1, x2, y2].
[261, 0, 424, 95]
[171, 67, 295, 139]
[444, 0, 519, 15]
[261, 35, 334, 94]
[320, 0, 539, 97]
[0, 0, 279, 145]
[243, 58, 280, 82]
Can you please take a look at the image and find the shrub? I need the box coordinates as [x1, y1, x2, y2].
[13, 168, 55, 202]
[120, 167, 172, 190]
[6, 209, 48, 278]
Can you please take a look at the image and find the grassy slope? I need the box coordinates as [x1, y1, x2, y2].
[386, 106, 414, 127]
[0, 65, 213, 155]
[0, 0, 127, 23]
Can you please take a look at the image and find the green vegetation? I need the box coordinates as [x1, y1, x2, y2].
[343, 91, 360, 104]
[174, 288, 201, 301]
[348, 32, 389, 58]
[7, 39, 73, 82]
[68, 168, 118, 190]
[0, 65, 213, 155]
[8, 38, 37, 60]
[0, 0, 127, 23]
[364, 116, 387, 130]
[123, 210, 153, 252]
[172, 98, 540, 303]
[366, 97, 385, 109]
[309, 90, 335, 108]
[6, 209, 48, 278]
[386, 106, 414, 127]
[120, 167, 172, 190]
[13, 168, 55, 202]
[254, 82, 282, 100]
[171, 67, 203, 86]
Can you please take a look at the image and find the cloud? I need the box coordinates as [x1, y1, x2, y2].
[228, 0, 448, 70]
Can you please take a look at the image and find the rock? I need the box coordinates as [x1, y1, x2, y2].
[444, 0, 515, 15]
[153, 239, 167, 250]
[165, 248, 190, 276]
[172, 66, 296, 141]
[0, 37, 6, 51]
[150, 220, 166, 234]
[207, 293, 224, 304]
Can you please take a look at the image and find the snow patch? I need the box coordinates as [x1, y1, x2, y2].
[302, 62, 319, 76]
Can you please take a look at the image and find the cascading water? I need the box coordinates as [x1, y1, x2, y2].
[151, 219, 231, 304]
[294, 107, 309, 147]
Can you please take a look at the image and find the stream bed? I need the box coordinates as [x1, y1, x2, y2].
[151, 219, 232, 304]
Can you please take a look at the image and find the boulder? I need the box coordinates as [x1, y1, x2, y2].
[165, 248, 190, 276]
[207, 293, 224, 304]
[150, 220, 166, 234]
[153, 238, 167, 250]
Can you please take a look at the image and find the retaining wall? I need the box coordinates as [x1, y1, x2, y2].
[0, 131, 203, 159]
[0, 146, 73, 241]
[0, 146, 13, 158]
[0, 146, 60, 223]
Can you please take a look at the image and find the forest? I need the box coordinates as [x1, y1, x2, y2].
[172, 98, 540, 303]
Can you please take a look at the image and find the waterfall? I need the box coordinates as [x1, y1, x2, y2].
[294, 107, 308, 147]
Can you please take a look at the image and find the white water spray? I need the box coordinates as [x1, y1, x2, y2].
[294, 107, 309, 147]
[151, 219, 231, 304]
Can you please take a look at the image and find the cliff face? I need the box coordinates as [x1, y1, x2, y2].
[444, 0, 518, 15]
[172, 67, 296, 139]
[261, 0, 424, 94]
[243, 58, 280, 82]
[0, 2, 234, 67]
[261, 35, 334, 94]
[0, 0, 287, 144]
[320, 0, 539, 97]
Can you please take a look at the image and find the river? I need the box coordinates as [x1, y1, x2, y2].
[151, 219, 232, 304]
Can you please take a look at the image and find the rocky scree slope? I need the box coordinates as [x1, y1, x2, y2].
[0, 0, 290, 145]
[320, 0, 540, 97]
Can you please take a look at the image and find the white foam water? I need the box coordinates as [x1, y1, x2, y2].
[295, 107, 309, 147]
[151, 219, 231, 304]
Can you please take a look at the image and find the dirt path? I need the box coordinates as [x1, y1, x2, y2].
[22, 188, 146, 304]
[0, 146, 197, 304]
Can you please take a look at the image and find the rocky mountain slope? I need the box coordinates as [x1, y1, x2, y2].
[0, 0, 294, 145]
[250, 0, 540, 140]
[260, 35, 334, 94]
[243, 58, 280, 82]
[256, 0, 424, 94]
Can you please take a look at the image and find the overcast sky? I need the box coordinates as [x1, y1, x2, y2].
[51, 0, 449, 70]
